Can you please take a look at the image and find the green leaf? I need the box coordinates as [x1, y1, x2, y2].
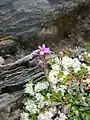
[85, 112, 90, 120]
[41, 89, 47, 96]
[65, 75, 72, 80]
[30, 114, 37, 120]
[58, 72, 64, 78]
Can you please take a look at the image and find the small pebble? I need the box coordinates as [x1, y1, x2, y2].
[0, 56, 4, 65]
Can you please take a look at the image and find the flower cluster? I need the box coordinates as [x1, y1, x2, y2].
[21, 50, 90, 120]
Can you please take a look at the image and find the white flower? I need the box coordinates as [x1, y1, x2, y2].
[49, 107, 57, 115]
[58, 88, 65, 95]
[41, 82, 49, 89]
[52, 85, 58, 93]
[38, 114, 45, 120]
[38, 107, 56, 120]
[25, 82, 34, 95]
[59, 113, 67, 120]
[84, 52, 88, 55]
[50, 69, 59, 77]
[35, 93, 49, 109]
[82, 63, 87, 68]
[63, 70, 69, 76]
[21, 112, 29, 120]
[72, 58, 81, 68]
[38, 100, 51, 109]
[38, 112, 53, 120]
[25, 100, 39, 114]
[49, 70, 58, 85]
[55, 111, 67, 120]
[54, 57, 61, 64]
[38, 101, 45, 109]
[35, 82, 42, 92]
[78, 55, 84, 61]
[59, 77, 64, 81]
[44, 100, 51, 106]
[55, 114, 67, 120]
[57, 85, 67, 95]
[62, 56, 73, 68]
[35, 93, 44, 101]
[44, 111, 53, 118]
[60, 85, 67, 89]
[62, 57, 81, 73]
[52, 64, 60, 72]
[74, 67, 81, 73]
[47, 93, 51, 99]
[61, 57, 81, 73]
[88, 53, 90, 57]
[82, 64, 90, 74]
[35, 82, 49, 92]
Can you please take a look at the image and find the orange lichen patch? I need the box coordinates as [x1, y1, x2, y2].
[84, 86, 90, 92]
[65, 81, 71, 86]
[76, 81, 80, 86]
[67, 74, 73, 78]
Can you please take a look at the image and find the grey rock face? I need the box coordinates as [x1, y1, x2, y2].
[0, 0, 90, 39]
[0, 92, 22, 120]
[0, 0, 50, 37]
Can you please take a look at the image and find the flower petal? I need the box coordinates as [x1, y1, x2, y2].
[40, 51, 44, 55]
[42, 44, 45, 48]
[38, 45, 42, 49]
[44, 48, 51, 54]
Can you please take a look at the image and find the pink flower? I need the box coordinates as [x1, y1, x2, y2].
[39, 44, 52, 55]
[31, 44, 53, 70]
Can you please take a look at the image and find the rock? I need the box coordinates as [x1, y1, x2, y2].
[11, 109, 21, 120]
[0, 56, 45, 120]
[38, 26, 58, 37]
[0, 56, 4, 65]
[0, 92, 22, 120]
[0, 40, 17, 56]
[0, 0, 90, 41]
